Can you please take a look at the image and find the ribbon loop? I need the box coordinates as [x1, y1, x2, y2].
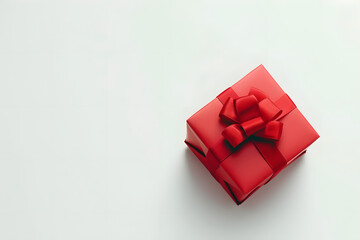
[249, 88, 267, 101]
[255, 121, 283, 140]
[234, 95, 260, 122]
[241, 117, 265, 136]
[258, 98, 282, 121]
[222, 124, 246, 147]
[219, 97, 238, 124]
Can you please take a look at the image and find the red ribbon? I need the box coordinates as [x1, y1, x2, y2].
[219, 88, 284, 147]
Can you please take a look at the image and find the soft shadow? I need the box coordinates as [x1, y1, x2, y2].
[184, 148, 235, 207]
[184, 147, 307, 211]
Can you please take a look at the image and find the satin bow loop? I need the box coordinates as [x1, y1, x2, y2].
[219, 88, 283, 148]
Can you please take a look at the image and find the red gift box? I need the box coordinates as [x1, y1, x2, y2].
[185, 65, 319, 205]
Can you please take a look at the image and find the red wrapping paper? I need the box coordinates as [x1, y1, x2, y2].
[185, 65, 319, 205]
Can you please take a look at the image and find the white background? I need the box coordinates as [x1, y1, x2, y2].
[0, 0, 359, 239]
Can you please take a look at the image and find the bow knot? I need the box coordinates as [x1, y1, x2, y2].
[219, 88, 283, 147]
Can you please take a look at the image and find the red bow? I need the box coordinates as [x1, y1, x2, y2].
[219, 88, 283, 148]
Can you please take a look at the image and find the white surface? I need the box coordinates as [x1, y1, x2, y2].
[0, 0, 359, 239]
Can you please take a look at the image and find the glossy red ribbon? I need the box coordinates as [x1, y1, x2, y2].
[219, 88, 284, 147]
